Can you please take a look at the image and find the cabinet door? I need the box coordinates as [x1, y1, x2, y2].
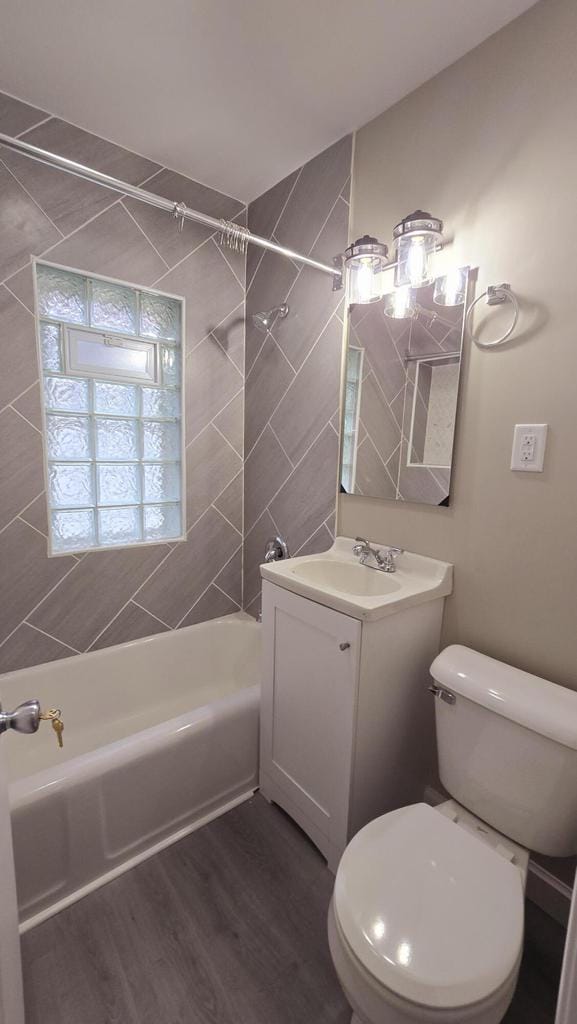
[260, 582, 361, 852]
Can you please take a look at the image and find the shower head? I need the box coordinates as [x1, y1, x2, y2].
[251, 303, 289, 333]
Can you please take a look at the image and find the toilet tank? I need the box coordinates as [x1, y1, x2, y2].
[430, 645, 577, 856]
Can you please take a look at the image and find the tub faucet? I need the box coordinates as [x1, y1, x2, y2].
[353, 537, 403, 573]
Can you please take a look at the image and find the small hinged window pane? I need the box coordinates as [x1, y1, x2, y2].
[65, 327, 158, 383]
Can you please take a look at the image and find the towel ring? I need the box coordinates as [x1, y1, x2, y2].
[466, 283, 519, 348]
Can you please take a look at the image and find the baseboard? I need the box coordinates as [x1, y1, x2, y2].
[423, 785, 572, 927]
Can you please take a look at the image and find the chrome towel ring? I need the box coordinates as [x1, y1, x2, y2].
[466, 283, 519, 348]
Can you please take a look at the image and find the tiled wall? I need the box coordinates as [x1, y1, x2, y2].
[0, 91, 246, 673]
[348, 290, 460, 505]
[242, 136, 353, 615]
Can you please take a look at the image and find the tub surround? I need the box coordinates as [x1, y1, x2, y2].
[243, 135, 353, 616]
[0, 89, 246, 674]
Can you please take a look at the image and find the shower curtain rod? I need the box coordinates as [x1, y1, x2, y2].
[0, 132, 341, 283]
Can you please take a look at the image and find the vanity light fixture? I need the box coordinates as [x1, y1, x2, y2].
[344, 235, 389, 305]
[433, 267, 467, 307]
[383, 285, 416, 320]
[393, 210, 443, 289]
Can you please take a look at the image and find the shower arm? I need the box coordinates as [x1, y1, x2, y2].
[0, 132, 342, 286]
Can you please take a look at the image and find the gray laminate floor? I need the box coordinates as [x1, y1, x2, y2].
[22, 794, 565, 1024]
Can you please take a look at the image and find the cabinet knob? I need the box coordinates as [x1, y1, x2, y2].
[339, 642, 351, 651]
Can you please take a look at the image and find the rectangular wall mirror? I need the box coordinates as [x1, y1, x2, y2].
[339, 268, 469, 506]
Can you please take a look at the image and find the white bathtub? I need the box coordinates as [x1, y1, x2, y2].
[0, 613, 260, 931]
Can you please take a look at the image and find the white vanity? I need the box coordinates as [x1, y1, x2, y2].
[259, 537, 453, 870]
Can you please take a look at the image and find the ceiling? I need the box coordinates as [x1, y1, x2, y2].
[0, 0, 539, 203]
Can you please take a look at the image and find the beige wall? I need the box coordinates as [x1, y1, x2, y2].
[341, 0, 577, 689]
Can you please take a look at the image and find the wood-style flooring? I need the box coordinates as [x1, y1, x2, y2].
[21, 795, 565, 1023]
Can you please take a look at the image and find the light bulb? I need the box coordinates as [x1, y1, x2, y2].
[357, 260, 375, 304]
[406, 238, 427, 287]
[433, 267, 467, 307]
[383, 286, 416, 320]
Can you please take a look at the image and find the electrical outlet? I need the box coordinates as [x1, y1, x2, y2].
[511, 424, 548, 472]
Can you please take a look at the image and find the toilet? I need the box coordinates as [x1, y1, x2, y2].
[328, 644, 577, 1024]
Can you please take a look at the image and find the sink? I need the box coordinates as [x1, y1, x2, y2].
[260, 536, 453, 620]
[291, 559, 401, 597]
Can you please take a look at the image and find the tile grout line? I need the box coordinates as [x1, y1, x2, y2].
[245, 164, 303, 293]
[174, 536, 243, 628]
[0, 555, 82, 652]
[86, 545, 175, 650]
[0, 489, 45, 537]
[209, 503, 242, 538]
[267, 423, 295, 469]
[130, 599, 172, 630]
[0, 378, 40, 419]
[0, 157, 65, 239]
[1, 281, 35, 316]
[9, 403, 42, 435]
[211, 422, 243, 462]
[184, 386, 243, 452]
[244, 303, 342, 461]
[16, 515, 46, 541]
[120, 201, 171, 270]
[213, 237, 245, 292]
[211, 581, 241, 609]
[15, 114, 53, 138]
[25, 621, 81, 654]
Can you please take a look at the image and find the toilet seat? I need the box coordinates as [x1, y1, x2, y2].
[333, 803, 524, 1012]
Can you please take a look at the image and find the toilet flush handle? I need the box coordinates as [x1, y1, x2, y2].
[428, 683, 456, 705]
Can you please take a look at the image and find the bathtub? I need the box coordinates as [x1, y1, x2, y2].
[0, 613, 260, 931]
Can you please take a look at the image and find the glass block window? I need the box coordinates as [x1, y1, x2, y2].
[35, 262, 185, 554]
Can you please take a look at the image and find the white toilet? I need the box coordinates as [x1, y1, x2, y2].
[328, 644, 577, 1024]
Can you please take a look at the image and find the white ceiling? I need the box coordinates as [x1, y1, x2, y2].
[0, 0, 538, 203]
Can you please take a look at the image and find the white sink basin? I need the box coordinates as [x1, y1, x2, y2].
[292, 559, 401, 597]
[260, 537, 453, 620]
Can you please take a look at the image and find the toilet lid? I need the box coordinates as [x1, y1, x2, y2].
[334, 803, 524, 1010]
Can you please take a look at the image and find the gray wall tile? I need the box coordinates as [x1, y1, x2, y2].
[243, 510, 278, 608]
[269, 424, 339, 554]
[90, 602, 169, 651]
[185, 335, 243, 443]
[274, 136, 352, 256]
[0, 94, 47, 136]
[244, 338, 294, 454]
[0, 162, 61, 281]
[214, 547, 242, 606]
[185, 423, 242, 529]
[0, 286, 38, 408]
[0, 623, 74, 675]
[179, 586, 239, 629]
[0, 407, 44, 530]
[3, 119, 161, 236]
[244, 426, 292, 534]
[213, 391, 243, 456]
[214, 473, 243, 534]
[0, 520, 76, 644]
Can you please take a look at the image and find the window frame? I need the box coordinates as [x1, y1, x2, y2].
[33, 258, 187, 557]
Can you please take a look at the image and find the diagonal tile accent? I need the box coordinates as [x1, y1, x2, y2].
[0, 407, 44, 530]
[214, 547, 242, 606]
[244, 338, 294, 455]
[213, 391, 244, 456]
[3, 119, 161, 236]
[243, 510, 278, 608]
[137, 507, 239, 628]
[245, 249, 299, 374]
[245, 168, 299, 288]
[125, 168, 243, 268]
[38, 202, 166, 286]
[0, 622, 74, 675]
[244, 426, 292, 535]
[355, 437, 397, 500]
[0, 519, 76, 645]
[12, 382, 42, 430]
[0, 285, 38, 408]
[358, 372, 402, 466]
[185, 423, 242, 529]
[29, 544, 170, 650]
[214, 472, 243, 535]
[19, 492, 48, 536]
[211, 307, 245, 374]
[274, 135, 352, 256]
[179, 586, 239, 629]
[157, 237, 244, 354]
[0, 161, 61, 281]
[90, 602, 169, 651]
[268, 424, 339, 554]
[271, 314, 343, 465]
[272, 199, 348, 371]
[0, 94, 48, 137]
[185, 336, 243, 444]
[295, 524, 334, 557]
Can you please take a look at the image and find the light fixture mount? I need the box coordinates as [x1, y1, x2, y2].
[392, 210, 443, 240]
[344, 234, 390, 263]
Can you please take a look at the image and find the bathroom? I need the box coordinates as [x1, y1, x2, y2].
[0, 0, 576, 1020]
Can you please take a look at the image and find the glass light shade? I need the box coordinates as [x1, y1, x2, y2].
[433, 267, 467, 307]
[345, 236, 389, 305]
[393, 210, 443, 289]
[394, 233, 437, 288]
[383, 286, 416, 320]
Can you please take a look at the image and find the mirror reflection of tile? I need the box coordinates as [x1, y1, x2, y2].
[341, 273, 467, 507]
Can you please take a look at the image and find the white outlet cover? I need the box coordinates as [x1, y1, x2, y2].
[511, 423, 548, 472]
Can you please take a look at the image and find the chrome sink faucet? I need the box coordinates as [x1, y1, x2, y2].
[352, 537, 403, 573]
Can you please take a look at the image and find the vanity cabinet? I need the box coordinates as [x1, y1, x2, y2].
[260, 579, 445, 871]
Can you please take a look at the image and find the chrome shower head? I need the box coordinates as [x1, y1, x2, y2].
[251, 303, 289, 333]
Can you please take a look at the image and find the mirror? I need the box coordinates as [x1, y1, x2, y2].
[340, 268, 469, 506]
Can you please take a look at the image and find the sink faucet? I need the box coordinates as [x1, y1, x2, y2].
[352, 537, 403, 573]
